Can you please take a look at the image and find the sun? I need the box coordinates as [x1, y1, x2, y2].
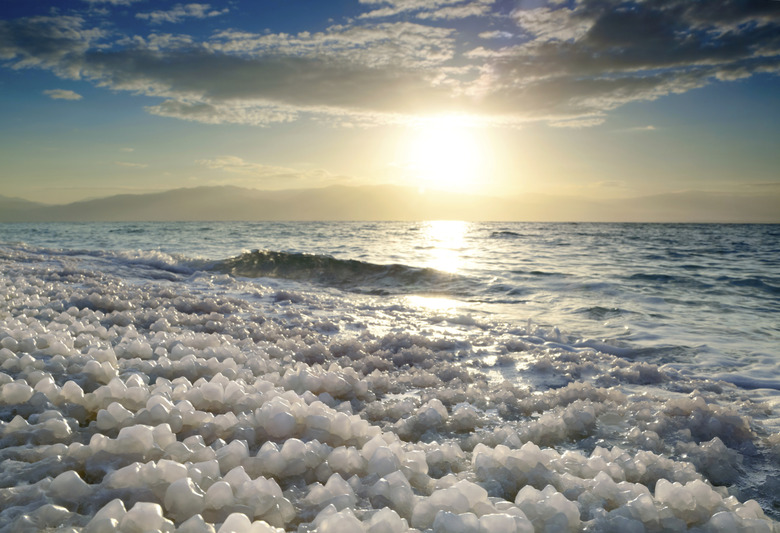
[402, 115, 486, 192]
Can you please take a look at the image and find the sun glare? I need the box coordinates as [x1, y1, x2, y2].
[421, 219, 469, 274]
[403, 116, 486, 192]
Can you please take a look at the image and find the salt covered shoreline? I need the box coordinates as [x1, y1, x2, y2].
[1, 244, 778, 532]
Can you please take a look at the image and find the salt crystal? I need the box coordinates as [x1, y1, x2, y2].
[217, 439, 250, 473]
[83, 517, 121, 533]
[2, 381, 34, 403]
[164, 477, 206, 522]
[218, 513, 253, 533]
[433, 511, 480, 533]
[106, 462, 142, 488]
[478, 513, 530, 533]
[223, 465, 252, 489]
[156, 458, 188, 483]
[118, 501, 173, 533]
[206, 480, 236, 509]
[626, 493, 658, 524]
[178, 514, 217, 533]
[706, 511, 741, 532]
[267, 410, 296, 438]
[48, 470, 91, 502]
[454, 480, 489, 508]
[365, 507, 407, 533]
[316, 508, 364, 533]
[367, 446, 401, 477]
[116, 424, 155, 454]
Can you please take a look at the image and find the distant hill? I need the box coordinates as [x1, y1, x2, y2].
[0, 186, 777, 223]
[0, 195, 48, 213]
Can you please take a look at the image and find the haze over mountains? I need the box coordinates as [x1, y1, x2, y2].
[0, 185, 777, 223]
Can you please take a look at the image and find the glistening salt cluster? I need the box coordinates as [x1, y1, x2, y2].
[0, 244, 778, 533]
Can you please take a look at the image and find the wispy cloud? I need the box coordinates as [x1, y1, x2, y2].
[478, 30, 513, 40]
[82, 0, 144, 5]
[114, 161, 148, 168]
[197, 156, 288, 175]
[196, 156, 345, 188]
[43, 89, 82, 100]
[135, 4, 229, 25]
[549, 117, 606, 129]
[622, 125, 657, 132]
[358, 0, 494, 20]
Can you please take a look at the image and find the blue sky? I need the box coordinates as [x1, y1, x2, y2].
[0, 0, 779, 216]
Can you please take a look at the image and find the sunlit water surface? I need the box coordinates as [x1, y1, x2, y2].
[3, 221, 776, 382]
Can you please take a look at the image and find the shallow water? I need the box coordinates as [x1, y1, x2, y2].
[0, 221, 779, 530]
[3, 222, 778, 385]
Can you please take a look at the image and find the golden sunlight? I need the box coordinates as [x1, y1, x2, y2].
[404, 295, 465, 312]
[403, 116, 486, 192]
[421, 219, 469, 273]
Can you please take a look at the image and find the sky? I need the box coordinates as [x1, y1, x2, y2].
[0, 0, 779, 217]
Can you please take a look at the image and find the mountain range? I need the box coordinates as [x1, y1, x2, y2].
[0, 185, 777, 223]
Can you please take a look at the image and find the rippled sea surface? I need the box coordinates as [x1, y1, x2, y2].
[2, 222, 777, 387]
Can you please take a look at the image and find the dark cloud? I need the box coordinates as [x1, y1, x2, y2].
[0, 16, 102, 75]
[473, 0, 780, 120]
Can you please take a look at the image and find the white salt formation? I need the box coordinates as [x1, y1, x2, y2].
[0, 245, 778, 532]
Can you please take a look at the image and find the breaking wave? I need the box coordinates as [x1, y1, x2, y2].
[210, 249, 468, 295]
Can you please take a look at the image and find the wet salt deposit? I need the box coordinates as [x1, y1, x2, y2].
[1, 223, 779, 532]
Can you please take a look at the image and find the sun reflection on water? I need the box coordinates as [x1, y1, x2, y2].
[404, 294, 465, 312]
[420, 220, 469, 274]
[402, 220, 471, 313]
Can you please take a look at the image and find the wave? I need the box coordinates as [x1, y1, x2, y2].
[210, 249, 467, 295]
[576, 306, 631, 320]
[720, 276, 780, 295]
[490, 230, 523, 238]
[510, 269, 565, 277]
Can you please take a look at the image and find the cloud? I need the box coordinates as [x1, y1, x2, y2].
[622, 125, 657, 132]
[358, 0, 492, 20]
[1, 1, 778, 128]
[82, 0, 144, 5]
[196, 156, 345, 187]
[466, 0, 780, 120]
[136, 4, 229, 25]
[206, 23, 456, 69]
[88, 22, 458, 123]
[479, 30, 513, 40]
[548, 116, 605, 128]
[114, 161, 148, 168]
[0, 16, 106, 77]
[43, 88, 82, 100]
[197, 156, 289, 175]
[146, 99, 298, 126]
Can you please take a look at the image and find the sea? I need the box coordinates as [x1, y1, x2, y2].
[1, 221, 779, 530]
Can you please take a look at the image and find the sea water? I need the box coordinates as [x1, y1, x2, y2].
[0, 221, 778, 531]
